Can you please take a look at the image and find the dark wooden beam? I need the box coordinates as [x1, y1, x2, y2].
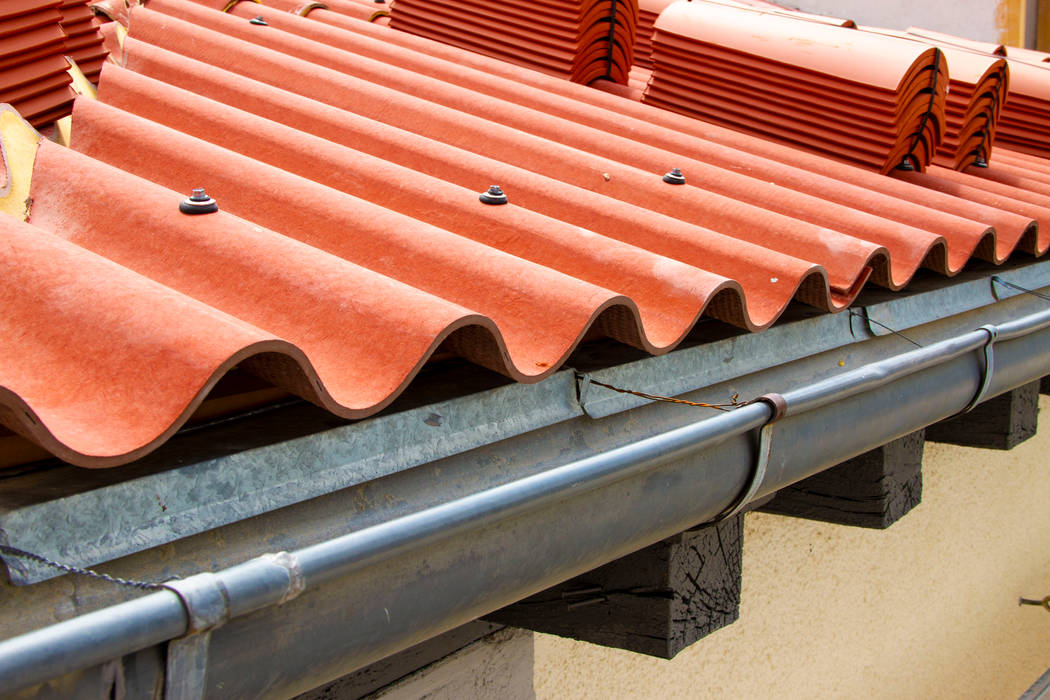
[482, 515, 743, 659]
[925, 381, 1039, 450]
[759, 430, 924, 529]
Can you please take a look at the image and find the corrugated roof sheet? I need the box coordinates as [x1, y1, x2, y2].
[2, 0, 1050, 467]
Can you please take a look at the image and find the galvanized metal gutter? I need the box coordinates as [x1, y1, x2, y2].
[2, 293, 1050, 697]
[2, 259, 1050, 587]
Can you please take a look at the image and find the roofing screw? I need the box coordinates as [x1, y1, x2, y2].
[479, 185, 508, 205]
[249, 15, 268, 25]
[972, 152, 989, 168]
[179, 188, 219, 215]
[374, 0, 386, 3]
[662, 167, 686, 185]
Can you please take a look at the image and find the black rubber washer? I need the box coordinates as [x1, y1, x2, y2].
[179, 198, 219, 215]
[479, 186, 508, 205]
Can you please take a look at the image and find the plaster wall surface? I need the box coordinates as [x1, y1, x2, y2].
[790, 0, 1003, 42]
[368, 628, 535, 700]
[533, 396, 1050, 699]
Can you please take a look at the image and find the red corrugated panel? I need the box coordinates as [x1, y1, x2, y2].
[171, 0, 1033, 254]
[2, 0, 1050, 467]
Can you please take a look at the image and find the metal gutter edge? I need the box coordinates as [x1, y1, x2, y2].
[2, 303, 1050, 695]
[3, 260, 1050, 586]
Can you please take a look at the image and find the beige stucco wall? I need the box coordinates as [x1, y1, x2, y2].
[534, 397, 1050, 699]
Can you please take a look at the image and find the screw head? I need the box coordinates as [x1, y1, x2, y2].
[179, 188, 219, 215]
[895, 157, 916, 172]
[662, 168, 686, 185]
[479, 185, 508, 205]
[249, 15, 268, 25]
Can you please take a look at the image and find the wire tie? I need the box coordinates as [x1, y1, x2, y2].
[991, 276, 1050, 303]
[571, 369, 743, 416]
[0, 544, 163, 590]
[848, 308, 922, 347]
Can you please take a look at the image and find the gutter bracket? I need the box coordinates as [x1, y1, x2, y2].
[961, 325, 998, 413]
[711, 393, 787, 522]
[572, 370, 596, 419]
[161, 573, 232, 700]
[849, 306, 870, 338]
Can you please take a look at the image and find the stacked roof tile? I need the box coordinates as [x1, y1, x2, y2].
[635, 0, 854, 72]
[635, 0, 673, 70]
[923, 47, 1006, 170]
[0, 0, 74, 126]
[644, 1, 948, 173]
[860, 27, 1008, 170]
[993, 58, 1050, 159]
[388, 0, 638, 85]
[57, 0, 106, 82]
[874, 25, 1050, 160]
[2, 0, 1050, 467]
[873, 25, 1050, 161]
[0, 0, 106, 127]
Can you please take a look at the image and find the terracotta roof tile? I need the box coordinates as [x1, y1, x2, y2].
[1, 0, 1050, 466]
[857, 26, 1008, 170]
[635, 0, 855, 69]
[388, 0, 638, 85]
[0, 0, 107, 125]
[860, 24, 1050, 163]
[644, 1, 947, 173]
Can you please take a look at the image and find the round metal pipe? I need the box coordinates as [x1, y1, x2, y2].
[0, 589, 187, 690]
[294, 401, 771, 586]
